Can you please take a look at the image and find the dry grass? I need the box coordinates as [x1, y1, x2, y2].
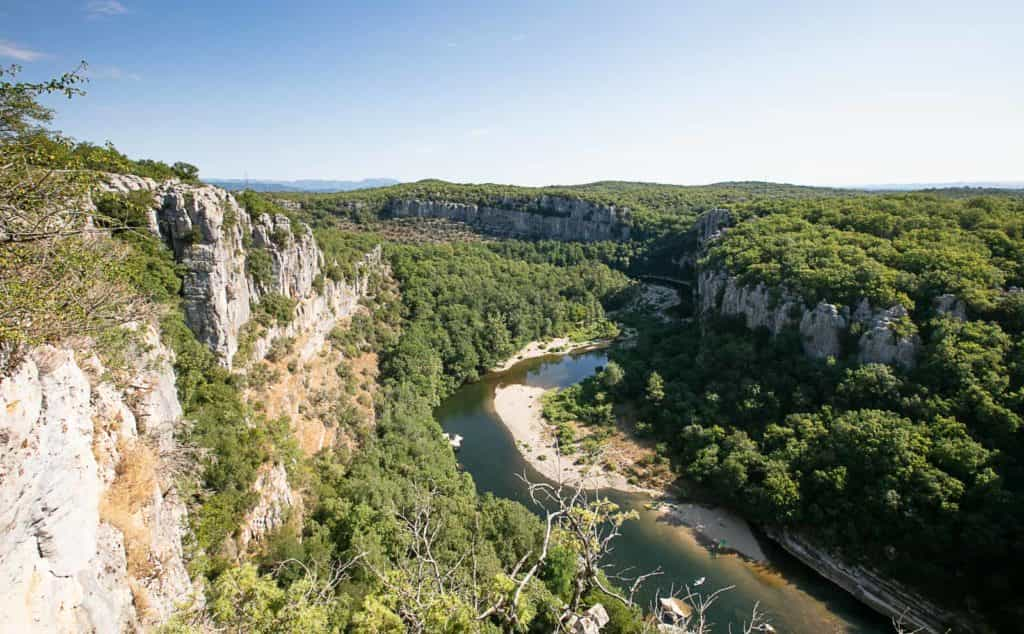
[100, 440, 158, 577]
[129, 579, 154, 620]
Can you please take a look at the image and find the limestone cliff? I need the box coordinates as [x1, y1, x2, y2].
[0, 175, 390, 631]
[765, 528, 970, 633]
[693, 209, 923, 368]
[0, 325, 199, 632]
[386, 195, 631, 241]
[99, 174, 380, 372]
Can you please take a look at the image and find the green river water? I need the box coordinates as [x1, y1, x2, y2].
[437, 349, 892, 633]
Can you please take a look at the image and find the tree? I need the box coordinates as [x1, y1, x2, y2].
[172, 161, 200, 182]
[1, 62, 90, 243]
[645, 371, 665, 403]
[602, 360, 625, 390]
[0, 63, 147, 364]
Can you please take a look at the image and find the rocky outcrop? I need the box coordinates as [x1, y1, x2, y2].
[800, 302, 847, 360]
[933, 293, 967, 321]
[854, 302, 920, 369]
[567, 603, 610, 634]
[699, 266, 923, 368]
[153, 183, 253, 365]
[250, 213, 320, 298]
[693, 209, 923, 367]
[99, 174, 378, 369]
[238, 463, 297, 550]
[698, 269, 801, 335]
[0, 325, 198, 632]
[693, 207, 732, 244]
[246, 246, 383, 365]
[765, 528, 970, 633]
[387, 196, 631, 241]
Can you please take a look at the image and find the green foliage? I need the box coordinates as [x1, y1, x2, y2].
[60, 140, 201, 182]
[253, 292, 297, 327]
[161, 310, 299, 553]
[246, 248, 274, 289]
[383, 242, 630, 401]
[706, 193, 1024, 312]
[583, 303, 1024, 629]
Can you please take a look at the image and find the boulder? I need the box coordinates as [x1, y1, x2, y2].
[857, 305, 920, 369]
[800, 302, 847, 359]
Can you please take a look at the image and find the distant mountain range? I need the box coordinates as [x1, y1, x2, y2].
[853, 181, 1024, 191]
[206, 178, 400, 193]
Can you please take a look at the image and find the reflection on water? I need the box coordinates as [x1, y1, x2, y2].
[438, 350, 890, 634]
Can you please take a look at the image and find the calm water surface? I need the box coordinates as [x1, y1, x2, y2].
[438, 350, 891, 633]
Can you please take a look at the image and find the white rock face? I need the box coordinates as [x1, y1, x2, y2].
[247, 246, 383, 365]
[800, 302, 847, 360]
[695, 207, 927, 369]
[699, 267, 923, 369]
[693, 207, 732, 244]
[388, 196, 631, 241]
[0, 331, 198, 632]
[698, 269, 801, 335]
[155, 184, 253, 366]
[856, 304, 920, 369]
[250, 213, 322, 299]
[0, 347, 108, 632]
[238, 463, 296, 549]
[101, 176, 381, 369]
[932, 293, 967, 321]
[766, 527, 964, 634]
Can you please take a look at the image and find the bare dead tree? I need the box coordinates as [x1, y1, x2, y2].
[890, 611, 926, 634]
[271, 552, 367, 605]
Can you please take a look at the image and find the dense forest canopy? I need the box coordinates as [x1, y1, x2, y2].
[707, 194, 1024, 311]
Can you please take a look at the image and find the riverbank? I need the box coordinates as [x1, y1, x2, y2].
[492, 383, 643, 491]
[490, 337, 611, 373]
[491, 381, 768, 562]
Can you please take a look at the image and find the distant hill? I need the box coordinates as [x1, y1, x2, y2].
[206, 178, 400, 192]
[854, 180, 1024, 191]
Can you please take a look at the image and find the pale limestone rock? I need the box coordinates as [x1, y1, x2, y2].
[567, 603, 611, 634]
[857, 305, 920, 369]
[800, 302, 847, 360]
[0, 335, 198, 632]
[154, 184, 253, 366]
[766, 527, 964, 634]
[238, 463, 296, 549]
[698, 269, 800, 335]
[0, 347, 108, 632]
[250, 213, 322, 299]
[693, 207, 732, 245]
[388, 196, 630, 241]
[246, 246, 384, 366]
[932, 294, 967, 321]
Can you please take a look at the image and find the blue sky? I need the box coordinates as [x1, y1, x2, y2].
[4, 1, 1022, 186]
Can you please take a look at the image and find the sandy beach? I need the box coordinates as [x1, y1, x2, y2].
[491, 381, 768, 562]
[490, 337, 609, 373]
[491, 383, 642, 491]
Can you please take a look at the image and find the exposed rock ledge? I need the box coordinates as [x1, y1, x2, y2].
[387, 196, 631, 242]
[764, 527, 973, 633]
[0, 326, 199, 632]
[697, 268, 923, 368]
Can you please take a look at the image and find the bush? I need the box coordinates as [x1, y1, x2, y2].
[253, 293, 296, 327]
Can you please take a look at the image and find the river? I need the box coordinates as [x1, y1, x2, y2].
[438, 348, 891, 633]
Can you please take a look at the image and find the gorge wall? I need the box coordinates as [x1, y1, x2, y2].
[385, 195, 631, 242]
[0, 325, 197, 632]
[0, 176, 386, 631]
[691, 208, 945, 369]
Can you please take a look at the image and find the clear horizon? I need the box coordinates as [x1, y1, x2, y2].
[5, 1, 1023, 187]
